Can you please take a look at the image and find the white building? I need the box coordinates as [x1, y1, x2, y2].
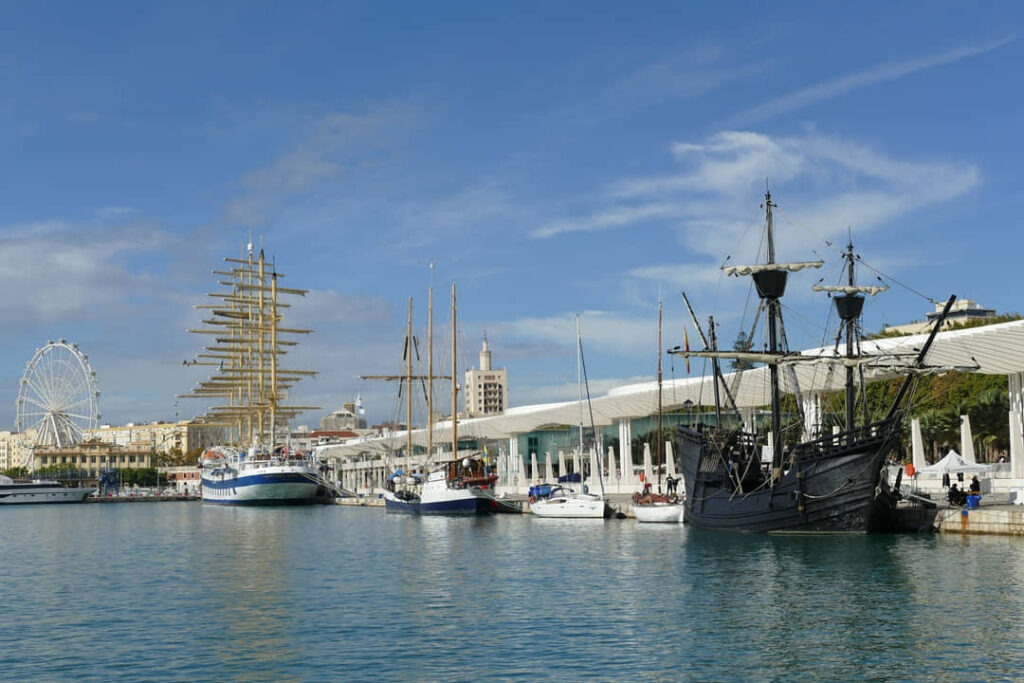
[84, 420, 222, 455]
[465, 336, 508, 417]
[0, 430, 35, 470]
[883, 299, 997, 335]
[320, 403, 368, 431]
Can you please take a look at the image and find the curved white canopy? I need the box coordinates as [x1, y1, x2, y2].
[316, 319, 1024, 459]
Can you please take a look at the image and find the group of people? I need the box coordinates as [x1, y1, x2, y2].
[637, 475, 681, 499]
[947, 474, 982, 506]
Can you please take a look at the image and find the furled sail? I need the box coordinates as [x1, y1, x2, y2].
[812, 284, 889, 296]
[723, 261, 824, 276]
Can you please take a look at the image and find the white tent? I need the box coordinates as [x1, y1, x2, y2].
[918, 449, 989, 474]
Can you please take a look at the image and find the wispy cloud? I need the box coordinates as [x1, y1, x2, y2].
[512, 375, 652, 406]
[0, 221, 174, 322]
[604, 44, 777, 112]
[531, 202, 686, 239]
[223, 105, 419, 226]
[535, 129, 979, 266]
[733, 36, 1015, 125]
[393, 179, 514, 251]
[495, 311, 660, 359]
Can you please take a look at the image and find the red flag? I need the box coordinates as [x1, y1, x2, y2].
[684, 327, 690, 374]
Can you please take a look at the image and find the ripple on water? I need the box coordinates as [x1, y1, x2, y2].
[3, 504, 1024, 681]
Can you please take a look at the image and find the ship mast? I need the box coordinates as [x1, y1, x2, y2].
[427, 285, 434, 465]
[451, 284, 458, 461]
[760, 191, 784, 478]
[656, 300, 663, 493]
[405, 297, 413, 478]
[182, 240, 318, 451]
[576, 314, 584, 479]
[842, 242, 860, 441]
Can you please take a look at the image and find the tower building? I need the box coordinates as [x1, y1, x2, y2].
[465, 335, 508, 417]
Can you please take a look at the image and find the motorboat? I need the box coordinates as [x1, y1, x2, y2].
[0, 475, 95, 504]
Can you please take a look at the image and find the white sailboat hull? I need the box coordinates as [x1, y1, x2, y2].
[530, 492, 606, 519]
[632, 502, 685, 523]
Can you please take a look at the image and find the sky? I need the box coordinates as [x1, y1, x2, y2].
[0, 1, 1021, 431]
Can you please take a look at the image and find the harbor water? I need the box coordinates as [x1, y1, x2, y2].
[2, 503, 1024, 681]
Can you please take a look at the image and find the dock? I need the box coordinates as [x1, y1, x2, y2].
[934, 503, 1024, 535]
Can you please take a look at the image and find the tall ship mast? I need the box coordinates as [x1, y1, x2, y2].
[185, 239, 323, 505]
[669, 191, 955, 532]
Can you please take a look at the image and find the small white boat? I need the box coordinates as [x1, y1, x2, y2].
[0, 475, 95, 504]
[530, 485, 607, 518]
[632, 498, 685, 523]
[630, 301, 684, 524]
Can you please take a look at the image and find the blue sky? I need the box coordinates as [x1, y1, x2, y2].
[0, 2, 1020, 429]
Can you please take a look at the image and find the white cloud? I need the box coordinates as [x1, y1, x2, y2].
[224, 105, 419, 227]
[512, 375, 652, 406]
[495, 311, 660, 359]
[536, 129, 979, 268]
[0, 222, 173, 321]
[627, 262, 727, 289]
[733, 36, 1015, 125]
[532, 202, 688, 239]
[604, 46, 777, 111]
[393, 180, 514, 251]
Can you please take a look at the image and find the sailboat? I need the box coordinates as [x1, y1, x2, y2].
[530, 315, 608, 519]
[669, 190, 955, 533]
[632, 300, 685, 523]
[187, 239, 323, 505]
[418, 284, 497, 515]
[383, 298, 422, 514]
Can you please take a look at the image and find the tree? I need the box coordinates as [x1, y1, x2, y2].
[731, 331, 753, 371]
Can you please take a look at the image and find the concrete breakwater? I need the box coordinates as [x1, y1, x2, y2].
[935, 504, 1024, 535]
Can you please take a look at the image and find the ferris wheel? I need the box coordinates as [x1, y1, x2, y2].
[15, 339, 101, 452]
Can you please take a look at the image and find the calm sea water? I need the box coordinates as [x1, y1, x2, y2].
[2, 503, 1023, 682]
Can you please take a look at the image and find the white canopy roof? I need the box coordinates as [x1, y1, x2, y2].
[917, 449, 989, 474]
[316, 319, 1024, 459]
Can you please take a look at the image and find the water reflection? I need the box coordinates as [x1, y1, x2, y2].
[5, 504, 1024, 680]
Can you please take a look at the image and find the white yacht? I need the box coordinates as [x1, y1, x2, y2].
[530, 317, 609, 520]
[529, 485, 607, 518]
[0, 475, 95, 504]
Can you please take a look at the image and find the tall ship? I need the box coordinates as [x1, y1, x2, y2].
[669, 191, 954, 533]
[184, 240, 322, 505]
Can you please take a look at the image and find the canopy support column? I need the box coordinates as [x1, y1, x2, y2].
[801, 392, 823, 441]
[618, 419, 633, 483]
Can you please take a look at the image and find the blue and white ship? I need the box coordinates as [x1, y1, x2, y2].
[418, 458, 496, 516]
[200, 447, 320, 505]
